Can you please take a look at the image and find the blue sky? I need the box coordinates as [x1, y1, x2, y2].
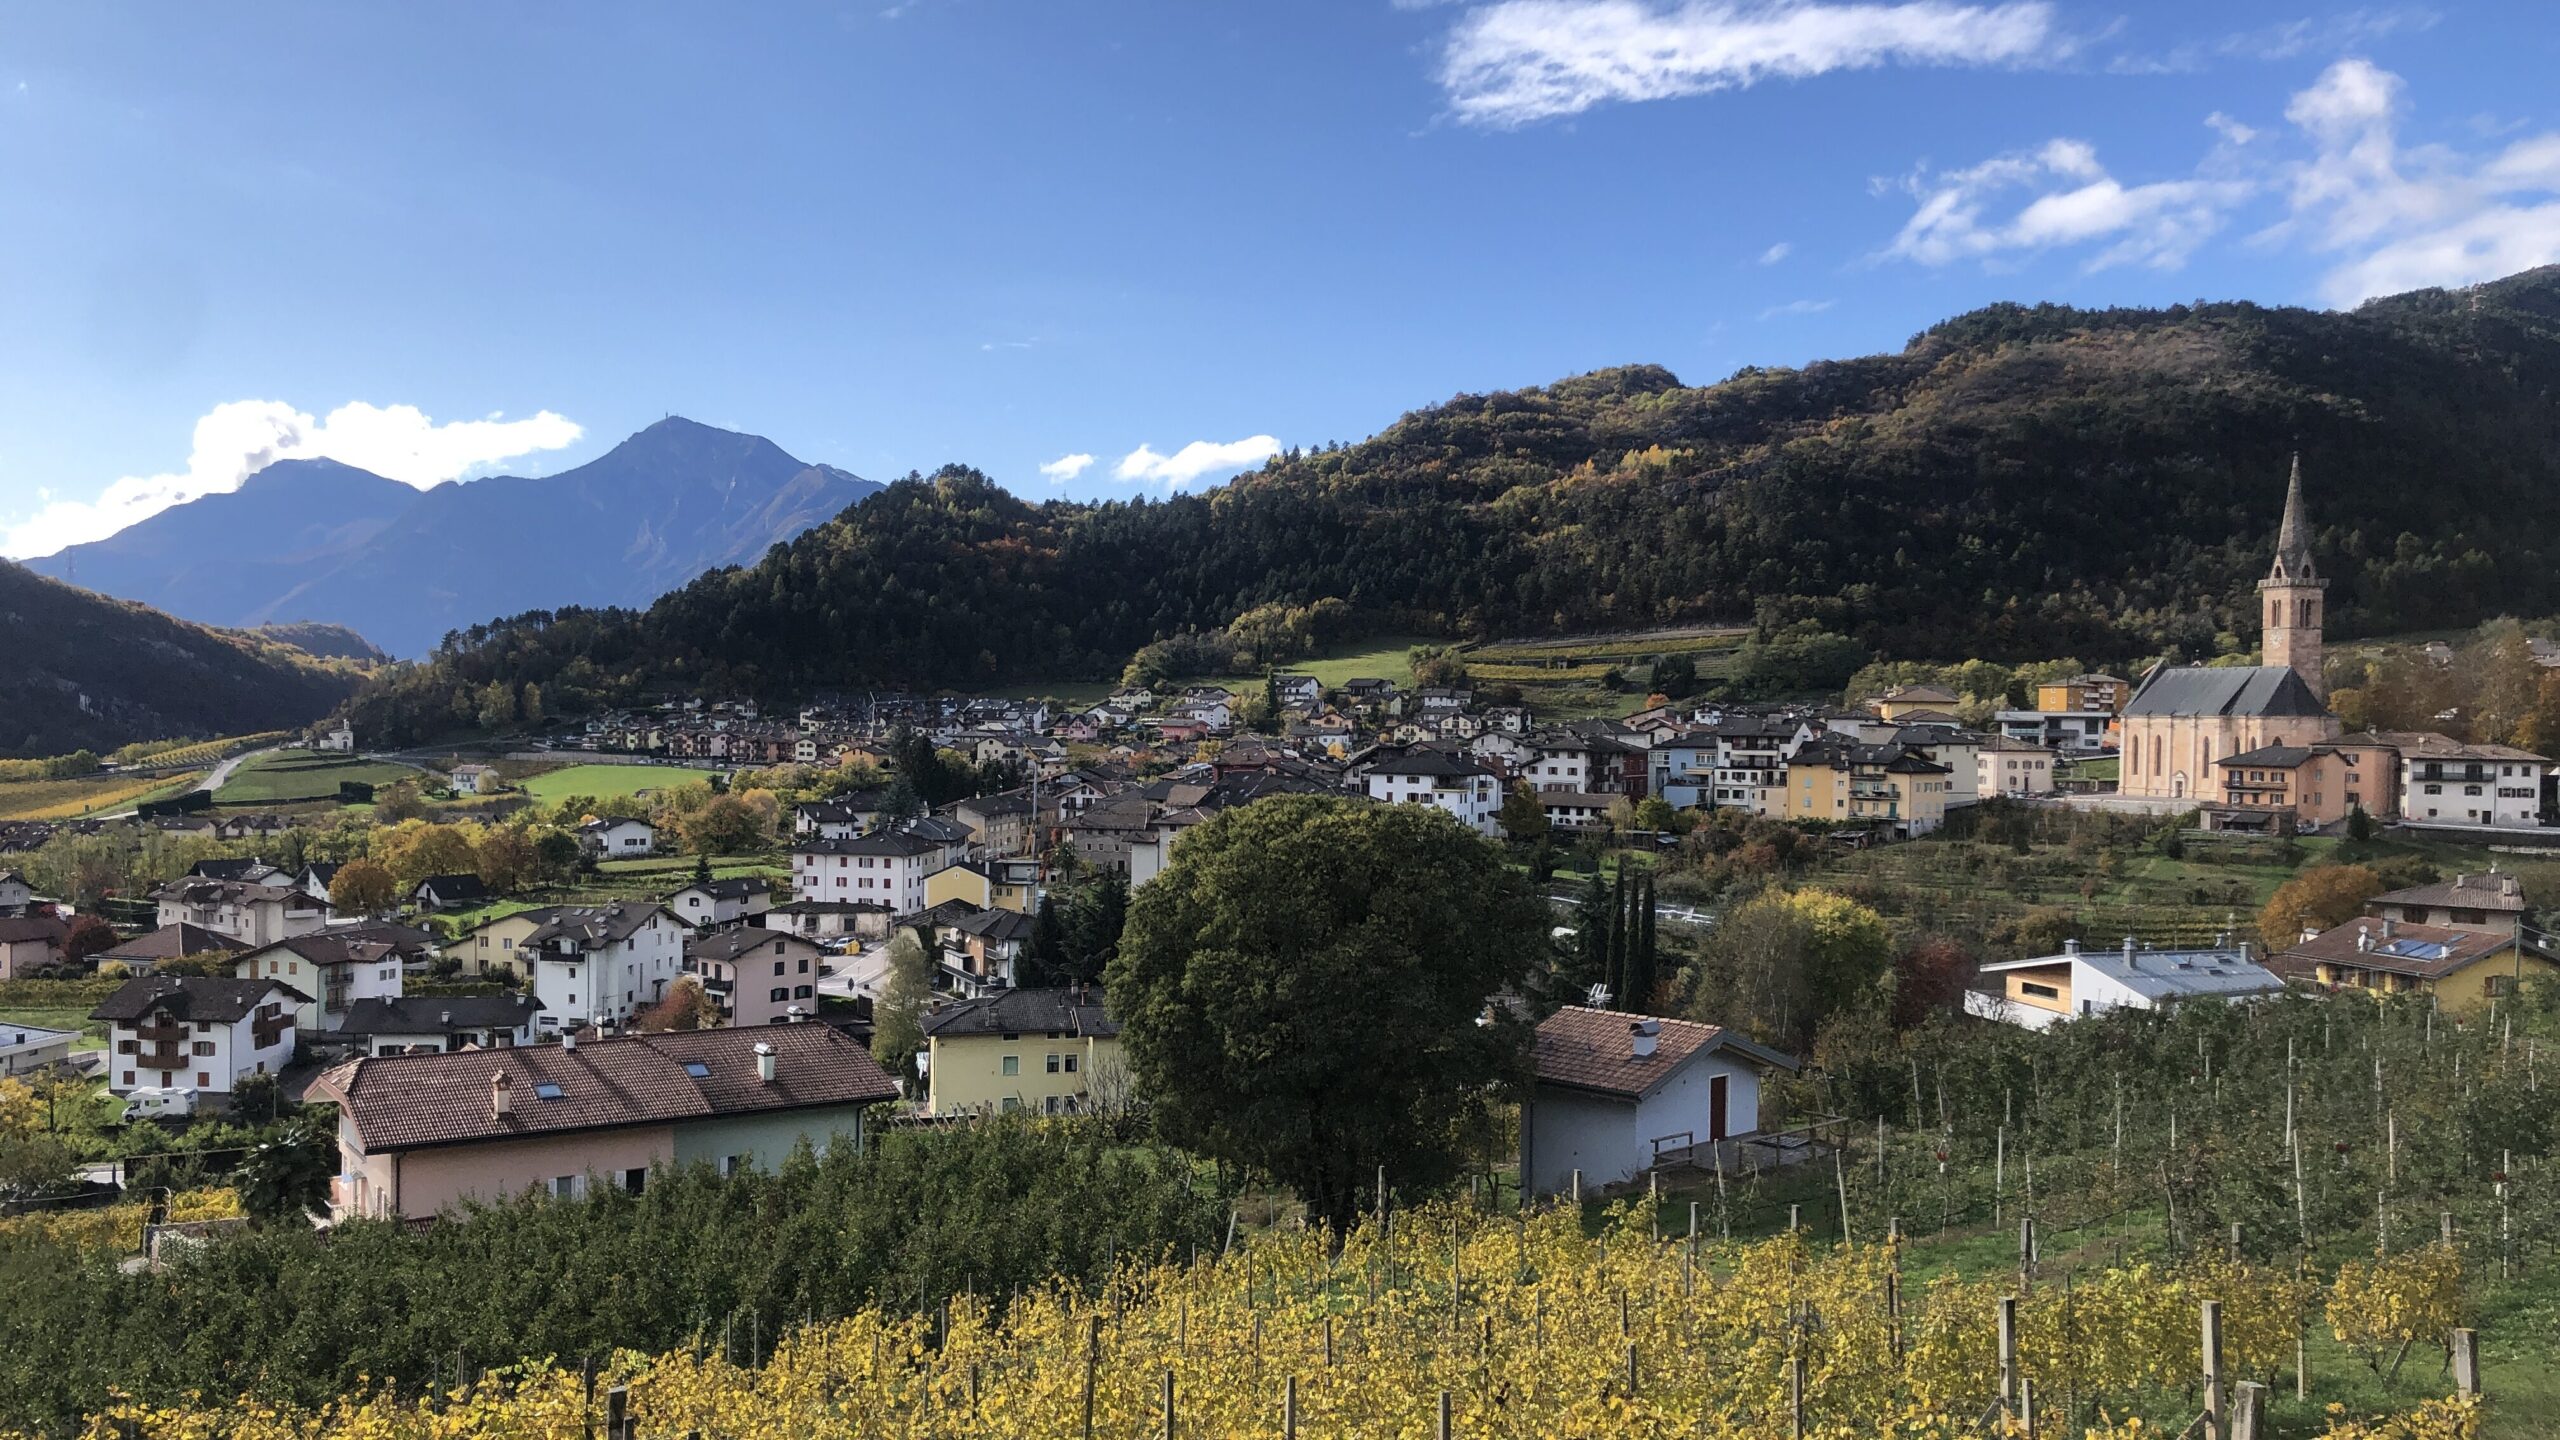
[4, 1, 2557, 556]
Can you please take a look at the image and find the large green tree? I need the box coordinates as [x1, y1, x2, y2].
[1107, 795, 1544, 1229]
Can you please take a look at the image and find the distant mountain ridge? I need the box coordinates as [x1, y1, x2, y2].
[0, 560, 362, 758]
[337, 266, 2560, 741]
[27, 417, 880, 657]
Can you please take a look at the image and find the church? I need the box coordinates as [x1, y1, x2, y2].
[2118, 458, 2343, 802]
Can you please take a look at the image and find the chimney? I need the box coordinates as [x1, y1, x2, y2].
[755, 1041, 777, 1085]
[562, 1031, 576, 1053]
[1630, 1018, 1659, 1060]
[2063, 938, 2079, 956]
[2381, 917, 2398, 940]
[490, 1072, 512, 1119]
[2240, 941, 2253, 963]
[2122, 936, 2138, 969]
[440, 1010, 452, 1027]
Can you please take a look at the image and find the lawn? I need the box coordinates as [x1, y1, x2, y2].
[0, 770, 206, 821]
[0, 1007, 108, 1050]
[212, 752, 418, 805]
[517, 763, 713, 806]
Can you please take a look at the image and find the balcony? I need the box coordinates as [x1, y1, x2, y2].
[136, 1048, 185, 1071]
[135, 1020, 188, 1044]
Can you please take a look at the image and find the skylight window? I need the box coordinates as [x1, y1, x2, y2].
[532, 1082, 565, 1100]
[682, 1061, 710, 1079]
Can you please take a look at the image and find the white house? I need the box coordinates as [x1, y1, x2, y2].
[1976, 737, 2058, 797]
[1520, 1007, 1798, 1198]
[759, 899, 892, 943]
[1359, 750, 1501, 836]
[1964, 937, 2286, 1031]
[578, 815, 659, 858]
[232, 933, 406, 1034]
[686, 927, 827, 1027]
[318, 722, 355, 753]
[449, 763, 499, 795]
[666, 876, 774, 927]
[91, 976, 305, 1101]
[1, 1021, 77, 1077]
[2399, 743, 2552, 828]
[513, 902, 688, 1033]
[150, 877, 326, 947]
[0, 869, 33, 915]
[792, 831, 949, 915]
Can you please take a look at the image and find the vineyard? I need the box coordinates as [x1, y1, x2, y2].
[0, 770, 206, 821]
[70, 1205, 2486, 1439]
[0, 1188, 241, 1254]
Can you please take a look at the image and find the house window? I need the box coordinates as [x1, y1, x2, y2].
[1046, 1054, 1061, 1074]
[196, 1072, 210, 1087]
[794, 985, 813, 999]
[192, 1041, 215, 1056]
[624, 1168, 647, 1193]
[121, 1071, 133, 1086]
[1002, 1055, 1020, 1077]
[1064, 1053, 1079, 1074]
[2020, 982, 2060, 1000]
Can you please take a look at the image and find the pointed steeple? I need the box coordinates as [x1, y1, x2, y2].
[2269, 452, 2316, 582]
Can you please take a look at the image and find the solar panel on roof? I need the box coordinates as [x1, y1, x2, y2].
[2379, 939, 2448, 959]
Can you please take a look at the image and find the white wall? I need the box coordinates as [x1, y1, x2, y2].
[1524, 1052, 1765, 1196]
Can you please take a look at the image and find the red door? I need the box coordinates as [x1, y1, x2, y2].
[1707, 1074, 1729, 1142]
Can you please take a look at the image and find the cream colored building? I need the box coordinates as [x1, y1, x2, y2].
[1976, 737, 2057, 796]
[922, 987, 1125, 1116]
[2120, 460, 2340, 802]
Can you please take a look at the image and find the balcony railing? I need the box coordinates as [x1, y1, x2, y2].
[136, 1048, 185, 1071]
[135, 1021, 188, 1044]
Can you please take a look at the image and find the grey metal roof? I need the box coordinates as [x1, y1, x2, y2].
[1987, 945, 2286, 1002]
[2122, 665, 2328, 719]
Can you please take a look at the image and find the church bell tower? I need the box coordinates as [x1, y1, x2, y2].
[2259, 454, 2326, 699]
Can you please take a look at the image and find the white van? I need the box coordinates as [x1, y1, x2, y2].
[123, 1086, 200, 1119]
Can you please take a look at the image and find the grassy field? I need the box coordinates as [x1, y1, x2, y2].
[0, 770, 207, 821]
[212, 751, 418, 806]
[517, 763, 712, 806]
[1471, 627, 1749, 664]
[0, 1006, 108, 1050]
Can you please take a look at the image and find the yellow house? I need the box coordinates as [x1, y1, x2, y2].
[2035, 673, 2131, 714]
[458, 908, 551, 978]
[921, 860, 1039, 916]
[2273, 917, 2559, 1014]
[922, 987, 1125, 1117]
[1775, 738, 1954, 835]
[1865, 685, 1958, 721]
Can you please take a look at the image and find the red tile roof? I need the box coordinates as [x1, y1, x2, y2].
[1531, 1006, 1795, 1100]
[315, 1022, 898, 1153]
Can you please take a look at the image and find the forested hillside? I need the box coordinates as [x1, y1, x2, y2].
[344, 268, 2560, 741]
[0, 562, 365, 757]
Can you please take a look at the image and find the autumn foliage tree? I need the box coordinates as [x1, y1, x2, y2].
[62, 914, 117, 965]
[2258, 864, 2382, 948]
[327, 858, 397, 915]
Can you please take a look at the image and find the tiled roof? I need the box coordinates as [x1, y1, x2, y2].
[0, 914, 70, 945]
[2371, 873, 2528, 914]
[793, 830, 943, 858]
[688, 927, 821, 962]
[2219, 745, 2317, 769]
[480, 902, 678, 950]
[337, 993, 542, 1036]
[315, 1023, 897, 1153]
[236, 933, 400, 970]
[2271, 918, 2514, 982]
[91, 976, 310, 1024]
[923, 986, 1118, 1039]
[100, 923, 248, 962]
[1531, 1006, 1796, 1100]
[674, 877, 772, 900]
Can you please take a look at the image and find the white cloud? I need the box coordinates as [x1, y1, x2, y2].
[1436, 0, 2063, 128]
[2274, 60, 2560, 304]
[1758, 241, 1792, 264]
[1758, 298, 1834, 319]
[1887, 137, 2251, 271]
[2106, 8, 2440, 75]
[1113, 435, 1282, 488]
[1, 399, 581, 558]
[2206, 111, 2257, 146]
[1038, 452, 1096, 483]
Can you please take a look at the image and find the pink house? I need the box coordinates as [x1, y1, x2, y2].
[312, 1023, 898, 1221]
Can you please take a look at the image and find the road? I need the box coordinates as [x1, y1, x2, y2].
[195, 745, 277, 796]
[1546, 891, 1715, 927]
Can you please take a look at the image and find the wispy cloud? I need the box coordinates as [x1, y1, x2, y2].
[1757, 241, 1792, 264]
[2106, 8, 2438, 75]
[1038, 452, 1096, 483]
[1871, 58, 2560, 306]
[2275, 59, 2560, 305]
[1758, 297, 1835, 319]
[1114, 435, 1282, 488]
[1886, 137, 2250, 271]
[979, 338, 1038, 352]
[1435, 0, 2065, 128]
[0, 400, 581, 558]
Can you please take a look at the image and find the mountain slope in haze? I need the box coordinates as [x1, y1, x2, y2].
[28, 418, 880, 657]
[0, 561, 363, 758]
[340, 267, 2560, 742]
[25, 458, 417, 635]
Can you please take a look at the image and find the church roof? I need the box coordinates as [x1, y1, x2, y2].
[2123, 665, 2329, 720]
[2268, 453, 2319, 584]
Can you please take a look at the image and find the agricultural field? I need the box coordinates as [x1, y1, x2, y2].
[109, 731, 288, 769]
[516, 762, 714, 806]
[0, 1005, 107, 1050]
[0, 768, 206, 820]
[211, 751, 419, 805]
[1469, 626, 1749, 665]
